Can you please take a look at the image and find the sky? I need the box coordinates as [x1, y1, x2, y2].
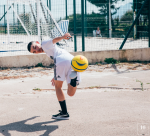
[0, 0, 133, 24]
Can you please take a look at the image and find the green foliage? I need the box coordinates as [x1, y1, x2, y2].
[87, 0, 125, 15]
[68, 12, 106, 34]
[35, 63, 44, 67]
[89, 86, 100, 89]
[120, 10, 133, 21]
[136, 79, 144, 91]
[104, 58, 119, 64]
[33, 88, 41, 91]
[113, 10, 134, 36]
[87, 0, 125, 32]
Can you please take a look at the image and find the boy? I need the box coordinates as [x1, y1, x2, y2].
[27, 33, 80, 120]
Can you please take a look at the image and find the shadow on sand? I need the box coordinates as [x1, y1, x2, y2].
[0, 116, 61, 136]
[111, 63, 148, 74]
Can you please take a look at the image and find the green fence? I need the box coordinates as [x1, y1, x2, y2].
[0, 0, 149, 56]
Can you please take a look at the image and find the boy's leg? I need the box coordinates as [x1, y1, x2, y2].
[67, 70, 81, 97]
[67, 84, 77, 97]
[52, 80, 69, 120]
[54, 80, 65, 101]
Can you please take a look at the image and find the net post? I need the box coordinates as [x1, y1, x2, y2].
[65, 0, 67, 20]
[109, 0, 112, 38]
[73, 0, 77, 52]
[23, 4, 25, 27]
[49, 0, 51, 11]
[85, 0, 87, 37]
[149, 0, 150, 47]
[119, 0, 148, 50]
[81, 0, 85, 51]
[36, 0, 41, 43]
[17, 4, 19, 34]
[7, 0, 10, 45]
[4, 5, 6, 34]
[107, 0, 109, 38]
[13, 3, 15, 25]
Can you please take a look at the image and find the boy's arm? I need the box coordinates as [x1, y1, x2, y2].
[52, 33, 71, 44]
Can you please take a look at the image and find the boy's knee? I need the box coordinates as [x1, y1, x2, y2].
[67, 91, 75, 97]
[54, 80, 63, 89]
[55, 85, 61, 90]
[67, 87, 76, 97]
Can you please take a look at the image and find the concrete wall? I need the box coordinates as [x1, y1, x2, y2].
[0, 48, 150, 67]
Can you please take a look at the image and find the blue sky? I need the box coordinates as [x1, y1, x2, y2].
[0, 0, 98, 24]
[0, 0, 133, 24]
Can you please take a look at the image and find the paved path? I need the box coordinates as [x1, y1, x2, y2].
[0, 65, 150, 136]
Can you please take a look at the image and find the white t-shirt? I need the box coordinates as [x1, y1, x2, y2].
[41, 39, 74, 64]
[96, 30, 100, 35]
[41, 39, 81, 84]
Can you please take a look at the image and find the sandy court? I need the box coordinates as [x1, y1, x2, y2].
[0, 63, 150, 136]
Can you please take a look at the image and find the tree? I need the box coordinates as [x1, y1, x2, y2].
[120, 10, 133, 21]
[68, 12, 106, 35]
[87, 0, 125, 31]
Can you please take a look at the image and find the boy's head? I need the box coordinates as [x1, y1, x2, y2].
[27, 41, 43, 54]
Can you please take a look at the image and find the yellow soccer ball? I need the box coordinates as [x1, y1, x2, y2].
[71, 55, 88, 72]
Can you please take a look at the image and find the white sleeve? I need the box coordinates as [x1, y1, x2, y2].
[41, 39, 55, 57]
[41, 39, 54, 50]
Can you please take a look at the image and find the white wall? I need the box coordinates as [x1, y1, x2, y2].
[0, 48, 150, 67]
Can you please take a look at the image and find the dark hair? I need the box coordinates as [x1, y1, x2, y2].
[27, 41, 34, 52]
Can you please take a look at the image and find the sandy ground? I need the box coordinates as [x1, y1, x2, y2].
[0, 63, 150, 136]
[0, 62, 150, 83]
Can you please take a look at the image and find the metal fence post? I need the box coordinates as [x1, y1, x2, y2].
[49, 0, 51, 11]
[4, 5, 6, 34]
[23, 4, 25, 25]
[85, 0, 87, 37]
[136, 0, 140, 39]
[73, 0, 77, 52]
[13, 3, 15, 25]
[109, 0, 112, 38]
[37, 0, 41, 43]
[81, 0, 85, 51]
[47, 0, 48, 18]
[107, 0, 109, 38]
[17, 4, 19, 33]
[119, 0, 148, 50]
[149, 0, 150, 47]
[65, 0, 67, 20]
[7, 0, 10, 44]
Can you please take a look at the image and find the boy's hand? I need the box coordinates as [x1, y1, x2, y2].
[51, 78, 55, 86]
[52, 33, 72, 44]
[63, 33, 71, 40]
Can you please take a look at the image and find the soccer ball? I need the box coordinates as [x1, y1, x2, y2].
[71, 55, 88, 72]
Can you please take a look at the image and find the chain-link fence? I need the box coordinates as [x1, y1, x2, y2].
[0, 0, 149, 56]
